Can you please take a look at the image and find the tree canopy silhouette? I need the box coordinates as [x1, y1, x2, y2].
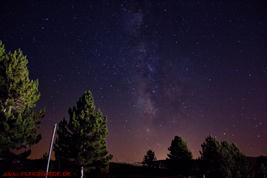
[167, 136, 192, 161]
[54, 90, 112, 177]
[0, 41, 43, 160]
[200, 136, 248, 178]
[142, 149, 157, 167]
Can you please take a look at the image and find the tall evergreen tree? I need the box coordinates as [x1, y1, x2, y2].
[142, 149, 157, 167]
[200, 136, 248, 178]
[0, 41, 43, 160]
[167, 136, 192, 161]
[54, 90, 112, 177]
[200, 136, 224, 178]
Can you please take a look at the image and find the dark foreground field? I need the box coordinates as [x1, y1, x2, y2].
[0, 156, 266, 178]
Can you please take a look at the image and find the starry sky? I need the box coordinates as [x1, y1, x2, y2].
[1, 0, 267, 162]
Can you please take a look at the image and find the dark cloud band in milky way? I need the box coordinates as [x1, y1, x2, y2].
[121, 2, 195, 133]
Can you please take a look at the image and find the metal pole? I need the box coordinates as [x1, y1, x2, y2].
[80, 166, 84, 178]
[45, 123, 57, 178]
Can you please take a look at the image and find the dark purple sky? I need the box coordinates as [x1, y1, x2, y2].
[1, 0, 267, 162]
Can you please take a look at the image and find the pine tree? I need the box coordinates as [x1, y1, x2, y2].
[0, 41, 43, 160]
[200, 136, 248, 178]
[167, 136, 192, 161]
[54, 90, 112, 176]
[142, 149, 157, 167]
[200, 136, 223, 178]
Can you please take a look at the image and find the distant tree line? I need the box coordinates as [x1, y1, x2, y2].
[142, 135, 253, 178]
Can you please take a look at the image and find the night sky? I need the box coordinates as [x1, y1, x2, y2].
[1, 1, 267, 162]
